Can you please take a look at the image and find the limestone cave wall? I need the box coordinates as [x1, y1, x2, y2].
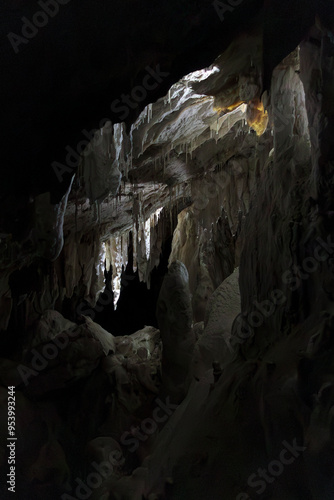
[1, 2, 334, 500]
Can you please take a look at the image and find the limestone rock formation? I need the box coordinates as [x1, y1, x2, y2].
[1, 3, 334, 499]
[156, 260, 195, 402]
[192, 267, 240, 378]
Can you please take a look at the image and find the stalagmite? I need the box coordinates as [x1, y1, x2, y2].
[156, 261, 195, 402]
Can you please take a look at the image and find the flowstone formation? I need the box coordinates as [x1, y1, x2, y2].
[192, 267, 240, 379]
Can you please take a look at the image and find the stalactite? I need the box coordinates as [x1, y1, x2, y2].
[122, 233, 128, 271]
[105, 239, 111, 272]
[133, 223, 137, 272]
[130, 131, 133, 171]
[147, 103, 153, 123]
[144, 217, 151, 260]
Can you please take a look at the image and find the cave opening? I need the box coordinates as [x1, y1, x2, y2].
[93, 232, 173, 336]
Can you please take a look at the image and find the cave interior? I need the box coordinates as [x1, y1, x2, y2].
[1, 1, 334, 499]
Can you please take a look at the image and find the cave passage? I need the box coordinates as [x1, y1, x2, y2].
[94, 234, 172, 336]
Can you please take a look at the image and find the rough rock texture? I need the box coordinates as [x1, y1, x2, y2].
[192, 267, 240, 378]
[18, 312, 116, 397]
[104, 28, 334, 500]
[0, 322, 162, 499]
[0, 29, 272, 332]
[1, 3, 334, 499]
[169, 198, 236, 322]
